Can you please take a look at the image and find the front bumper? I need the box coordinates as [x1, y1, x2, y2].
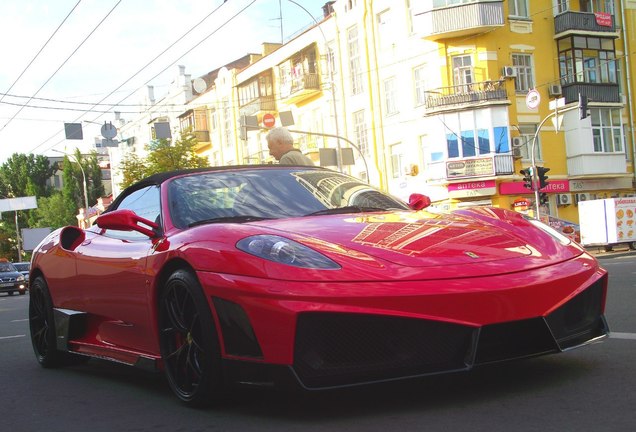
[0, 282, 26, 294]
[200, 254, 608, 389]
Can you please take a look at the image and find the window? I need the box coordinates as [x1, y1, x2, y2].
[556, 0, 569, 14]
[384, 77, 398, 116]
[591, 108, 623, 153]
[414, 65, 427, 106]
[558, 36, 616, 85]
[108, 186, 160, 240]
[452, 55, 473, 93]
[377, 9, 394, 48]
[444, 109, 510, 159]
[353, 110, 368, 156]
[390, 144, 404, 179]
[516, 124, 542, 160]
[348, 26, 364, 95]
[509, 0, 529, 18]
[512, 54, 534, 92]
[222, 99, 232, 149]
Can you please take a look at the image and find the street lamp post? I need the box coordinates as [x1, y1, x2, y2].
[53, 150, 89, 219]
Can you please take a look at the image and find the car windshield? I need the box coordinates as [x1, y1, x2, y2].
[0, 263, 17, 272]
[13, 263, 29, 272]
[168, 167, 408, 228]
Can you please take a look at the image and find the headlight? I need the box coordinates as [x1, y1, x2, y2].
[236, 235, 341, 269]
[17, 275, 25, 282]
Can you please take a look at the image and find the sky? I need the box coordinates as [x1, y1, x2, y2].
[0, 0, 329, 164]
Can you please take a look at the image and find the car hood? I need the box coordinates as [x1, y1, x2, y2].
[245, 209, 580, 272]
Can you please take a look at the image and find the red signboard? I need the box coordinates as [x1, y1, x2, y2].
[262, 113, 276, 128]
[595, 12, 612, 27]
[499, 180, 570, 195]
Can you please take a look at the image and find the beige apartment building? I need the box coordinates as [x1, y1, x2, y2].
[111, 0, 636, 226]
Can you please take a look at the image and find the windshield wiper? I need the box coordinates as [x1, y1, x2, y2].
[305, 206, 387, 216]
[188, 215, 271, 227]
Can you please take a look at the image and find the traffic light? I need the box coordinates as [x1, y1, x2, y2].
[520, 167, 534, 190]
[540, 192, 549, 205]
[536, 166, 550, 190]
[579, 93, 589, 120]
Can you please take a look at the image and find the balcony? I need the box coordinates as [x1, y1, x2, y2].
[239, 95, 276, 117]
[193, 130, 210, 144]
[416, 1, 504, 41]
[562, 82, 621, 105]
[554, 11, 618, 38]
[567, 153, 626, 177]
[281, 72, 321, 105]
[425, 153, 515, 182]
[424, 80, 509, 114]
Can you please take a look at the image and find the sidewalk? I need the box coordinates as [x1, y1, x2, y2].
[585, 245, 636, 259]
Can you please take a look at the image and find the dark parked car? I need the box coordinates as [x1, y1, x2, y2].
[13, 262, 30, 283]
[0, 261, 27, 295]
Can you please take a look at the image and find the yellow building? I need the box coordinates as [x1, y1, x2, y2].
[117, 0, 636, 228]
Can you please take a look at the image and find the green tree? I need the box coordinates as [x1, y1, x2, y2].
[0, 153, 56, 198]
[118, 129, 209, 189]
[29, 192, 77, 229]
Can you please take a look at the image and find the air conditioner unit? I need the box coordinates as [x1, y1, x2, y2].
[557, 193, 572, 206]
[512, 147, 523, 159]
[548, 84, 562, 97]
[502, 66, 517, 78]
[575, 193, 590, 205]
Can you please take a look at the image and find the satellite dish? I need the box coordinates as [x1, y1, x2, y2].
[192, 78, 207, 93]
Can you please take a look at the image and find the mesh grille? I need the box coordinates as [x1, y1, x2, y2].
[293, 313, 474, 388]
[546, 276, 608, 349]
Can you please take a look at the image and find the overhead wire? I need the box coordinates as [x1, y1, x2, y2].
[28, 0, 246, 156]
[0, 0, 83, 106]
[0, 0, 123, 134]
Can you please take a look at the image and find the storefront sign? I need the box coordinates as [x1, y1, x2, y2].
[448, 180, 496, 198]
[446, 158, 494, 179]
[499, 180, 570, 195]
[569, 177, 632, 192]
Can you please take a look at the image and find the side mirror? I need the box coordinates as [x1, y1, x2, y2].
[408, 193, 431, 210]
[96, 209, 159, 238]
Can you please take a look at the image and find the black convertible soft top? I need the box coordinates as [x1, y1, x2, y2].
[107, 164, 325, 212]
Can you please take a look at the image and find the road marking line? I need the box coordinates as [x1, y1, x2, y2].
[610, 332, 636, 340]
[11, 318, 28, 322]
[0, 334, 25, 340]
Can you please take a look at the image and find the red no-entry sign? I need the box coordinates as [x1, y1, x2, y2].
[262, 113, 275, 128]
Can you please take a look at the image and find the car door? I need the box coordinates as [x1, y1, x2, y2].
[74, 185, 161, 355]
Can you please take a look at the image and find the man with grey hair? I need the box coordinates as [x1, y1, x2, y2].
[266, 127, 314, 166]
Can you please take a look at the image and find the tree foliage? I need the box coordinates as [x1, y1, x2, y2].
[0, 153, 57, 198]
[29, 191, 77, 229]
[118, 129, 209, 189]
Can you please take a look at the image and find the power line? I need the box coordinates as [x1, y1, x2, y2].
[0, 0, 123, 134]
[0, 0, 82, 105]
[28, 0, 238, 156]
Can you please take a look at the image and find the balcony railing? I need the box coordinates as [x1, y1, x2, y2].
[562, 82, 621, 105]
[282, 72, 321, 104]
[424, 153, 515, 182]
[425, 80, 508, 113]
[240, 95, 276, 117]
[416, 1, 504, 41]
[193, 130, 210, 143]
[554, 11, 618, 37]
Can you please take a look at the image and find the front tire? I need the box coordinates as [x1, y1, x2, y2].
[158, 269, 223, 407]
[29, 276, 87, 367]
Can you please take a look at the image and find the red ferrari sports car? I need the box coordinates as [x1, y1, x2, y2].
[29, 165, 609, 406]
